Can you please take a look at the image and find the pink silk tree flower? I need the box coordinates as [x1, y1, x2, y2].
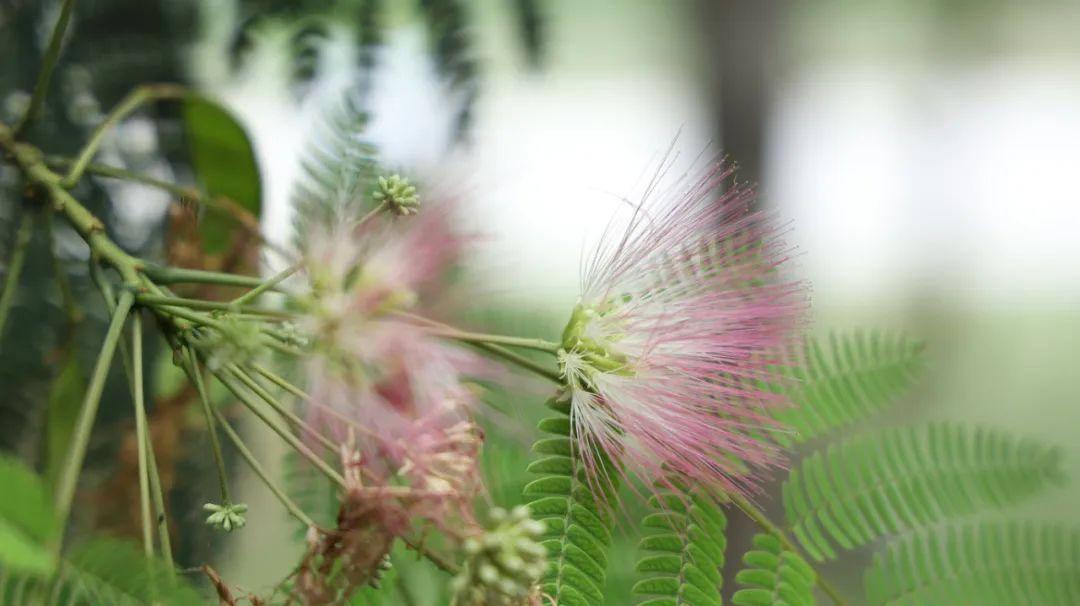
[558, 163, 806, 498]
[299, 199, 488, 525]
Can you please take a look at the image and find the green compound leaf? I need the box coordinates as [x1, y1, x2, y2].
[290, 96, 379, 247]
[865, 521, 1080, 606]
[524, 399, 615, 606]
[632, 488, 727, 605]
[783, 423, 1064, 561]
[774, 331, 924, 445]
[732, 534, 816, 606]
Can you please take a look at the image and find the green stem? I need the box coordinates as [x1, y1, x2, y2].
[248, 363, 377, 440]
[92, 272, 175, 574]
[394, 311, 560, 353]
[144, 437, 175, 576]
[141, 265, 268, 290]
[131, 316, 155, 560]
[184, 348, 230, 503]
[227, 364, 336, 455]
[353, 199, 388, 229]
[14, 0, 78, 135]
[0, 123, 142, 283]
[210, 367, 345, 489]
[729, 493, 847, 606]
[45, 156, 291, 257]
[470, 342, 562, 384]
[230, 261, 302, 307]
[61, 84, 187, 188]
[430, 329, 560, 353]
[136, 293, 294, 318]
[54, 289, 134, 538]
[211, 408, 317, 529]
[0, 213, 34, 345]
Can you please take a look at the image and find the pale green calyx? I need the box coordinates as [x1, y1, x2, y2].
[559, 302, 631, 384]
[203, 502, 248, 532]
[450, 506, 547, 605]
[373, 174, 419, 216]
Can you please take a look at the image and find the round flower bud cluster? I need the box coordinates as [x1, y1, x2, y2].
[372, 174, 420, 216]
[451, 506, 547, 605]
[203, 502, 248, 532]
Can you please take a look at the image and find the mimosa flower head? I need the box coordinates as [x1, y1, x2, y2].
[299, 196, 488, 526]
[559, 162, 805, 498]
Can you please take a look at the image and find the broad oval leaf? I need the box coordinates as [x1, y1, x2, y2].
[182, 94, 262, 255]
[0, 455, 57, 576]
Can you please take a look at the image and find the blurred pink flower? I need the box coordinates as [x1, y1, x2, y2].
[560, 164, 806, 498]
[300, 200, 486, 528]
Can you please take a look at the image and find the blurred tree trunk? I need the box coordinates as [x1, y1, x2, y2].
[695, 0, 788, 601]
[696, 0, 786, 188]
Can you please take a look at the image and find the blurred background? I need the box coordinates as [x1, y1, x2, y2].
[3, 0, 1079, 603]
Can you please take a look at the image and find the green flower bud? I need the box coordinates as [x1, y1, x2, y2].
[373, 174, 420, 216]
[203, 502, 248, 533]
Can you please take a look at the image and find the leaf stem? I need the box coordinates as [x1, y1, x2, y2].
[54, 289, 134, 538]
[0, 212, 34, 345]
[728, 492, 847, 606]
[61, 84, 187, 188]
[14, 0, 78, 135]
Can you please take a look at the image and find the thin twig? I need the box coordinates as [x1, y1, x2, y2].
[227, 364, 337, 455]
[210, 367, 345, 489]
[184, 347, 231, 503]
[0, 213, 34, 346]
[14, 0, 78, 135]
[61, 84, 186, 188]
[230, 261, 302, 307]
[211, 407, 318, 529]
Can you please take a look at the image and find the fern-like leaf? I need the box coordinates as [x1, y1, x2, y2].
[774, 331, 924, 444]
[783, 423, 1063, 561]
[523, 398, 615, 606]
[865, 521, 1080, 605]
[632, 488, 727, 605]
[291, 97, 379, 245]
[732, 533, 816, 606]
